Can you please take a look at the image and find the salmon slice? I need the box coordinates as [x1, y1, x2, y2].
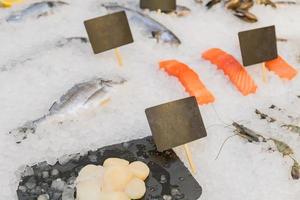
[202, 48, 257, 96]
[159, 60, 215, 105]
[265, 56, 298, 80]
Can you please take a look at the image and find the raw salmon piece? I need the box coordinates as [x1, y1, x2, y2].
[159, 60, 215, 105]
[202, 48, 257, 95]
[265, 56, 298, 80]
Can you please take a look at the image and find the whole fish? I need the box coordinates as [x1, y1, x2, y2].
[9, 77, 126, 143]
[6, 1, 68, 22]
[102, 3, 181, 45]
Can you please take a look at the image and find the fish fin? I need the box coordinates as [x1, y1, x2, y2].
[49, 102, 59, 112]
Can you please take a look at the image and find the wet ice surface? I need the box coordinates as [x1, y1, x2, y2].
[0, 0, 300, 199]
[17, 137, 202, 200]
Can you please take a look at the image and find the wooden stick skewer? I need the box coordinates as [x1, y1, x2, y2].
[184, 144, 197, 174]
[114, 48, 123, 66]
[262, 62, 267, 83]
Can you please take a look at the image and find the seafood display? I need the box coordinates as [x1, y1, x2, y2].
[10, 77, 126, 143]
[16, 137, 202, 200]
[6, 1, 68, 22]
[102, 3, 181, 45]
[159, 60, 215, 105]
[0, 0, 299, 199]
[202, 48, 257, 95]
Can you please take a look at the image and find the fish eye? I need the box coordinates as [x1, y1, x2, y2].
[160, 31, 172, 42]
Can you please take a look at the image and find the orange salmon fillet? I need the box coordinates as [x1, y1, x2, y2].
[202, 48, 257, 96]
[265, 56, 298, 80]
[159, 60, 215, 105]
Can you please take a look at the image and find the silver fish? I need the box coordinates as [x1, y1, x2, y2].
[102, 3, 181, 45]
[9, 77, 126, 143]
[6, 1, 68, 22]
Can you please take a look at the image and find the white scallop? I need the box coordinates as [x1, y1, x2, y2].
[76, 165, 104, 187]
[102, 165, 133, 192]
[76, 181, 101, 200]
[129, 161, 150, 181]
[125, 178, 146, 199]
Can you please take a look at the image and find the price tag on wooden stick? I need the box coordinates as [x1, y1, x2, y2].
[140, 0, 176, 12]
[145, 96, 207, 174]
[238, 25, 278, 82]
[84, 11, 134, 66]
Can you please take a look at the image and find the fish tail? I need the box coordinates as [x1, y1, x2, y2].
[9, 115, 47, 143]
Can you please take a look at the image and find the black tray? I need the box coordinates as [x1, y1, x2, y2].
[17, 136, 202, 200]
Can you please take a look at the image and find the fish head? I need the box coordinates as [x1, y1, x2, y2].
[152, 31, 181, 45]
[232, 122, 242, 129]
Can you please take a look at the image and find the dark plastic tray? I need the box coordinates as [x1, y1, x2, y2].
[17, 136, 202, 200]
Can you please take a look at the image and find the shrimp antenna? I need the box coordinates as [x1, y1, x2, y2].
[211, 105, 231, 126]
[214, 134, 238, 160]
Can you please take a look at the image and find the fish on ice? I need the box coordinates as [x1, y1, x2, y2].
[102, 3, 181, 45]
[6, 1, 68, 22]
[9, 77, 126, 143]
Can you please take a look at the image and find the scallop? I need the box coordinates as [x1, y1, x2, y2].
[76, 164, 104, 184]
[102, 165, 133, 191]
[129, 161, 150, 180]
[125, 178, 146, 199]
[76, 181, 101, 200]
[103, 158, 129, 167]
[99, 192, 130, 200]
